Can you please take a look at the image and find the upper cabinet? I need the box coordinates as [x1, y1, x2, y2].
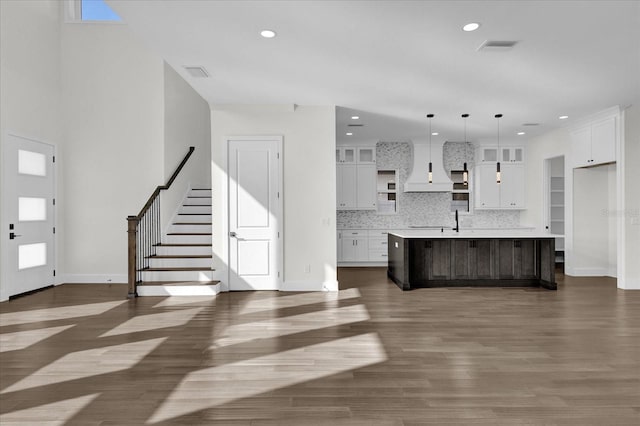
[570, 108, 619, 168]
[336, 146, 376, 164]
[478, 146, 524, 163]
[337, 145, 377, 211]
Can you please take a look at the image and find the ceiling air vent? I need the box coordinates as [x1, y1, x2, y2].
[477, 40, 518, 52]
[522, 123, 541, 127]
[183, 66, 210, 78]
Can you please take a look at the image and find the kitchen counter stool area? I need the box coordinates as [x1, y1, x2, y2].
[387, 233, 556, 291]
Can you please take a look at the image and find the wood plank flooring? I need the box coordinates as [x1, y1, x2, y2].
[0, 268, 638, 425]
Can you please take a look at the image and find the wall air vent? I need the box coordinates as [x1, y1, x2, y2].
[477, 40, 518, 51]
[183, 66, 210, 78]
[347, 124, 364, 127]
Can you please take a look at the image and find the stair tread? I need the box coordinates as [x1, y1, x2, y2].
[141, 267, 215, 272]
[191, 188, 212, 191]
[167, 232, 212, 235]
[146, 255, 212, 259]
[154, 243, 212, 247]
[173, 222, 212, 225]
[138, 280, 219, 286]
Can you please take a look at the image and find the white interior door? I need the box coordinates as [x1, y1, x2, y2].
[228, 137, 282, 290]
[1, 134, 56, 300]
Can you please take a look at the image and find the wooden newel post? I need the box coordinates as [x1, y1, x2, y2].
[127, 216, 139, 298]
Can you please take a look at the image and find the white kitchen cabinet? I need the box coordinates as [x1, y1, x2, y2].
[337, 164, 357, 209]
[336, 146, 356, 164]
[339, 230, 369, 262]
[479, 147, 499, 162]
[356, 164, 377, 210]
[499, 164, 525, 208]
[336, 147, 376, 211]
[571, 115, 617, 167]
[357, 147, 376, 164]
[368, 230, 389, 261]
[501, 147, 524, 163]
[475, 164, 525, 210]
[474, 164, 500, 209]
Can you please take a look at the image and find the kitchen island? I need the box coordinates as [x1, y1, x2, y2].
[387, 231, 557, 290]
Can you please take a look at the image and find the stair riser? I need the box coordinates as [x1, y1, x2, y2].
[175, 215, 211, 223]
[183, 198, 211, 206]
[155, 246, 212, 256]
[164, 234, 212, 244]
[137, 283, 220, 297]
[189, 189, 212, 197]
[169, 224, 212, 234]
[148, 258, 212, 268]
[141, 270, 215, 282]
[180, 205, 211, 215]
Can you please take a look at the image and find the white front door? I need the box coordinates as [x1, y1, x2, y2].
[1, 135, 56, 300]
[228, 137, 282, 290]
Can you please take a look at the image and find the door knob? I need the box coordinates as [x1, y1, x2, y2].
[229, 231, 237, 237]
[9, 232, 22, 239]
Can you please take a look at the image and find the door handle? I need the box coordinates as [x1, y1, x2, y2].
[229, 231, 237, 238]
[9, 232, 22, 239]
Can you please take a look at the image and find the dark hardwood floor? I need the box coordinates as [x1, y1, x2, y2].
[1, 268, 638, 425]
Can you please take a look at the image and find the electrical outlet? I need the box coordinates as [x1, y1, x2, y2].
[304, 265, 311, 273]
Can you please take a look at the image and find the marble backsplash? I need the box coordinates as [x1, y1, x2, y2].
[336, 142, 521, 229]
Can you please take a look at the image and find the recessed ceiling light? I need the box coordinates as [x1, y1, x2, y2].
[517, 132, 526, 136]
[559, 115, 569, 120]
[463, 22, 481, 32]
[346, 132, 353, 136]
[432, 132, 439, 136]
[260, 29, 276, 38]
[351, 116, 359, 120]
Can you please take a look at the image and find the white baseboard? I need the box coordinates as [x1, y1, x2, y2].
[61, 274, 127, 284]
[565, 267, 610, 277]
[618, 279, 640, 290]
[281, 280, 339, 292]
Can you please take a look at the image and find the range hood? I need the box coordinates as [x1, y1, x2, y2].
[404, 140, 453, 192]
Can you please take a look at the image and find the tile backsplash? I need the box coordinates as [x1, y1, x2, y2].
[336, 142, 520, 229]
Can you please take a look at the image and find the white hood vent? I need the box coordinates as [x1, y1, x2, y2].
[404, 140, 453, 192]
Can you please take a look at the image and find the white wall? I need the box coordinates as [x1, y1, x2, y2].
[161, 62, 211, 231]
[211, 105, 337, 291]
[623, 105, 640, 289]
[0, 0, 63, 299]
[60, 21, 165, 282]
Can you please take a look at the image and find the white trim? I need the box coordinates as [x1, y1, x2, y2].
[282, 280, 339, 292]
[137, 283, 221, 297]
[62, 274, 127, 284]
[617, 108, 626, 288]
[338, 262, 387, 268]
[567, 267, 611, 277]
[226, 135, 284, 291]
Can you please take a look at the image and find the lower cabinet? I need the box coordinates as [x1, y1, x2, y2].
[409, 238, 538, 284]
[338, 229, 394, 264]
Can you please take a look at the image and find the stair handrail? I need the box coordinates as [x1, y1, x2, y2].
[127, 146, 195, 298]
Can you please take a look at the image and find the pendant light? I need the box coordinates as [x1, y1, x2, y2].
[461, 114, 469, 186]
[427, 114, 434, 184]
[495, 113, 503, 184]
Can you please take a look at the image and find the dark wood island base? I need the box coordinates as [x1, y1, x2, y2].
[388, 233, 556, 291]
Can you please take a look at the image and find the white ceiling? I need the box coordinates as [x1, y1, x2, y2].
[108, 0, 639, 144]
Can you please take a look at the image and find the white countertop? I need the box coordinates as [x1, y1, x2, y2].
[389, 230, 560, 239]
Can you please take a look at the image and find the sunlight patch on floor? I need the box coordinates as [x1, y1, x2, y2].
[0, 300, 127, 326]
[1, 338, 167, 394]
[211, 304, 370, 348]
[148, 332, 387, 424]
[152, 297, 216, 308]
[99, 307, 204, 337]
[0, 393, 100, 425]
[0, 324, 76, 353]
[238, 288, 362, 315]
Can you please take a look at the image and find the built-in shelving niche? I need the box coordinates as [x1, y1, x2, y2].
[377, 170, 398, 214]
[450, 170, 470, 213]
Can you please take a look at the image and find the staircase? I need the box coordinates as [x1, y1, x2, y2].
[136, 189, 220, 296]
